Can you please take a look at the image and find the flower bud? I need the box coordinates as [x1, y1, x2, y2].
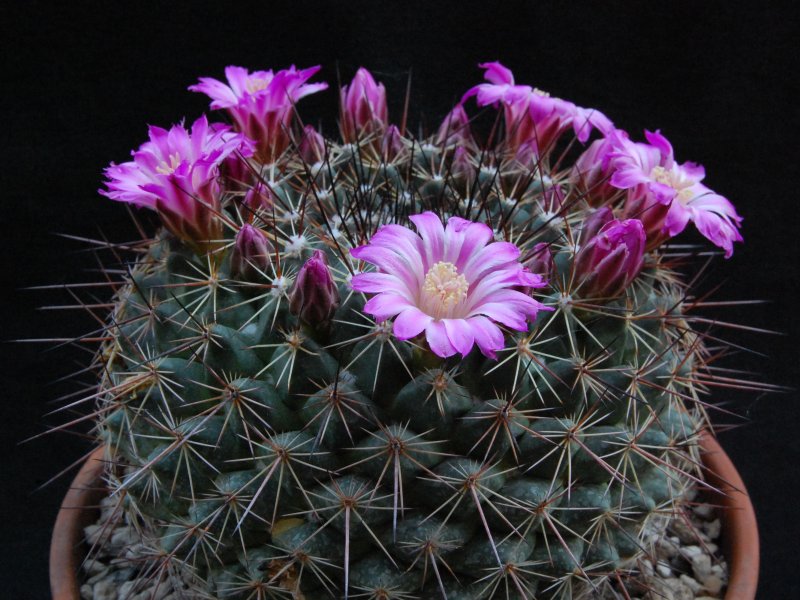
[340, 68, 388, 143]
[243, 185, 273, 212]
[579, 207, 613, 247]
[289, 250, 340, 325]
[436, 104, 472, 146]
[230, 224, 272, 279]
[381, 125, 403, 161]
[298, 125, 326, 165]
[574, 219, 645, 299]
[571, 136, 622, 206]
[450, 147, 475, 182]
[524, 242, 555, 283]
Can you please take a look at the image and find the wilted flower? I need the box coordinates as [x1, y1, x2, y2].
[611, 130, 743, 257]
[340, 68, 388, 143]
[574, 218, 646, 299]
[463, 61, 612, 156]
[350, 212, 550, 358]
[289, 250, 341, 325]
[190, 65, 328, 163]
[100, 115, 253, 247]
[230, 224, 272, 279]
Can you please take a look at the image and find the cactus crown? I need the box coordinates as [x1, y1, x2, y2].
[84, 62, 746, 599]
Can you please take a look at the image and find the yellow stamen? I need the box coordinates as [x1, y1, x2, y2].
[422, 261, 469, 318]
[156, 152, 182, 175]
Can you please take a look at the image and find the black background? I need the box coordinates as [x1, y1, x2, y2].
[1, 1, 798, 597]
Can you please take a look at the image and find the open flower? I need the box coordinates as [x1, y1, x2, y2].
[100, 115, 253, 247]
[190, 65, 328, 163]
[611, 130, 743, 257]
[463, 61, 612, 156]
[350, 212, 550, 358]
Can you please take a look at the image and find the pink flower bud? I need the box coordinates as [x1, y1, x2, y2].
[571, 136, 622, 206]
[574, 219, 646, 299]
[381, 125, 403, 161]
[436, 104, 472, 146]
[289, 250, 341, 325]
[243, 185, 274, 212]
[230, 224, 272, 279]
[524, 242, 555, 283]
[298, 125, 326, 164]
[450, 147, 475, 182]
[580, 207, 613, 246]
[340, 68, 388, 143]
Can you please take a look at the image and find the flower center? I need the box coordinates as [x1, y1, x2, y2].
[650, 166, 695, 205]
[422, 261, 469, 318]
[246, 77, 271, 94]
[156, 152, 182, 175]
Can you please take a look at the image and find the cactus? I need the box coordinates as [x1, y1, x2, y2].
[82, 61, 747, 599]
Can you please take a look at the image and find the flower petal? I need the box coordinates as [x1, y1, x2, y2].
[425, 320, 457, 358]
[393, 308, 432, 340]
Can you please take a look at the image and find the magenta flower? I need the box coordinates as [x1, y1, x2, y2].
[189, 65, 328, 163]
[100, 115, 253, 246]
[574, 218, 646, 299]
[611, 130, 743, 257]
[350, 212, 550, 359]
[290, 250, 341, 325]
[340, 68, 388, 143]
[463, 61, 612, 156]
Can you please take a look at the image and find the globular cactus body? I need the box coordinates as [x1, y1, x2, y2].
[91, 62, 744, 599]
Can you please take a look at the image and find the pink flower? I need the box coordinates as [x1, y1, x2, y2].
[100, 115, 253, 246]
[350, 212, 550, 359]
[463, 61, 612, 156]
[574, 218, 646, 299]
[290, 250, 341, 325]
[611, 130, 743, 258]
[340, 68, 388, 143]
[189, 65, 328, 163]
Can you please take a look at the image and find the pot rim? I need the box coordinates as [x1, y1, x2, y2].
[50, 436, 759, 599]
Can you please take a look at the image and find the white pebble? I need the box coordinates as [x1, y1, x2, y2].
[690, 553, 713, 581]
[679, 573, 701, 593]
[656, 562, 673, 578]
[93, 579, 118, 600]
[703, 574, 724, 595]
[694, 503, 714, 519]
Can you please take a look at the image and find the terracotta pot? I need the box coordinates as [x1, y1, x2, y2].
[50, 437, 759, 599]
[50, 446, 107, 600]
[699, 431, 760, 599]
